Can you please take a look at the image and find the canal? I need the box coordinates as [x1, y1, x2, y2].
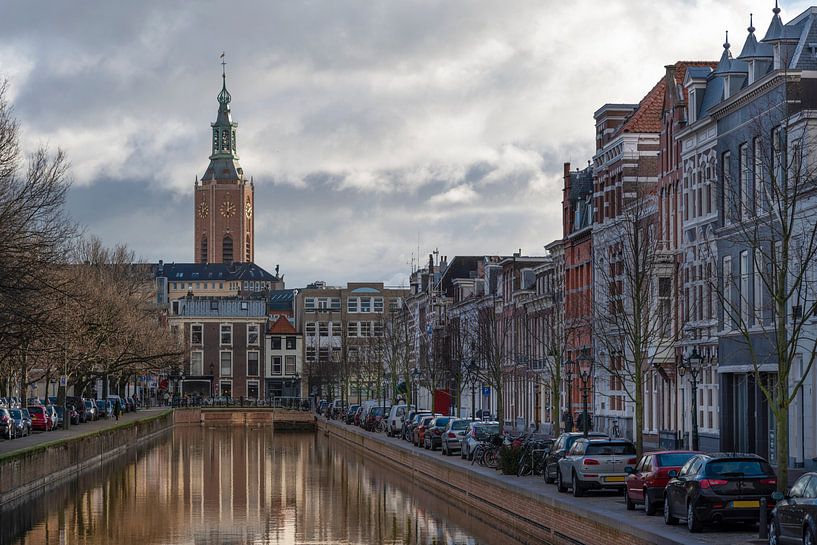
[1, 426, 525, 545]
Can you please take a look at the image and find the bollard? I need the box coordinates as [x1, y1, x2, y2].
[759, 497, 768, 539]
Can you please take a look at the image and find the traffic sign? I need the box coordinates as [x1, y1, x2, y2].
[59, 375, 68, 387]
[482, 386, 490, 396]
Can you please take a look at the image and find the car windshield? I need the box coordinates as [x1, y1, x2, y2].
[9, 409, 21, 418]
[371, 407, 386, 416]
[475, 424, 500, 437]
[451, 420, 470, 430]
[421, 417, 434, 426]
[585, 443, 636, 455]
[433, 418, 450, 427]
[706, 459, 773, 477]
[28, 406, 43, 414]
[657, 453, 696, 467]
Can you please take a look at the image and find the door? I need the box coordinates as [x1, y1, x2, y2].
[780, 476, 810, 539]
[630, 456, 649, 501]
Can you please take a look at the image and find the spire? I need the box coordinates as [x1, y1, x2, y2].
[202, 53, 244, 182]
[715, 30, 733, 73]
[218, 52, 231, 107]
[762, 0, 784, 42]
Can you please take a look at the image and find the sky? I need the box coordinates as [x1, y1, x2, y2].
[0, 0, 810, 288]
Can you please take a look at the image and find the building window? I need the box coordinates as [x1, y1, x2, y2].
[360, 297, 372, 313]
[388, 298, 399, 313]
[305, 297, 316, 310]
[360, 321, 371, 337]
[373, 321, 383, 337]
[740, 251, 749, 327]
[722, 151, 732, 225]
[319, 322, 329, 337]
[330, 297, 341, 310]
[245, 236, 251, 262]
[305, 322, 316, 336]
[220, 351, 233, 376]
[373, 297, 384, 313]
[723, 256, 732, 330]
[347, 322, 358, 337]
[191, 324, 203, 345]
[247, 324, 259, 345]
[754, 251, 764, 325]
[271, 336, 282, 350]
[223, 235, 233, 263]
[347, 297, 358, 313]
[220, 324, 232, 345]
[172, 300, 179, 315]
[191, 351, 203, 375]
[739, 143, 750, 219]
[286, 336, 297, 350]
[247, 381, 258, 400]
[247, 351, 259, 376]
[200, 237, 208, 263]
[658, 277, 671, 335]
[272, 356, 282, 375]
[220, 380, 232, 398]
[754, 137, 764, 213]
[285, 355, 296, 375]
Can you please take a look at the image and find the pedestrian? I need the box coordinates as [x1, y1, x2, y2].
[113, 400, 121, 421]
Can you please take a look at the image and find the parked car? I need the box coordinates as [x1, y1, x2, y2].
[27, 397, 44, 407]
[625, 450, 698, 514]
[329, 399, 346, 418]
[769, 471, 817, 545]
[440, 418, 472, 455]
[344, 404, 360, 425]
[413, 415, 436, 447]
[460, 421, 500, 460]
[96, 399, 113, 418]
[386, 404, 414, 437]
[363, 406, 389, 431]
[543, 431, 609, 484]
[663, 453, 777, 533]
[353, 405, 366, 427]
[317, 400, 329, 415]
[423, 416, 451, 450]
[28, 405, 52, 431]
[8, 408, 30, 437]
[0, 408, 14, 439]
[108, 396, 126, 413]
[84, 400, 98, 421]
[9, 397, 21, 408]
[126, 397, 137, 412]
[404, 412, 431, 442]
[46, 405, 59, 430]
[402, 410, 431, 441]
[65, 396, 87, 422]
[556, 438, 637, 497]
[56, 405, 80, 426]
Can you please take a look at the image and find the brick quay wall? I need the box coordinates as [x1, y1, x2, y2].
[319, 418, 739, 545]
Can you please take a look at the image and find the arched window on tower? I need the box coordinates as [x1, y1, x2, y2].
[212, 129, 219, 153]
[223, 235, 233, 263]
[221, 130, 230, 151]
[245, 235, 251, 262]
[200, 236, 208, 263]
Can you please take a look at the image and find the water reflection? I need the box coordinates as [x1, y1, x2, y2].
[2, 427, 523, 545]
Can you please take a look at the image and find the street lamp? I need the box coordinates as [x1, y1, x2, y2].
[679, 347, 704, 451]
[563, 359, 574, 433]
[466, 359, 480, 420]
[577, 347, 593, 438]
[410, 367, 422, 410]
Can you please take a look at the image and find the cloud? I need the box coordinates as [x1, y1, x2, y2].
[1, 0, 811, 286]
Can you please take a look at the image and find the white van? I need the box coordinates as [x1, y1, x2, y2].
[386, 404, 414, 437]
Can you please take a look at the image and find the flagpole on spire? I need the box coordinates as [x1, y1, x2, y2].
[220, 51, 226, 80]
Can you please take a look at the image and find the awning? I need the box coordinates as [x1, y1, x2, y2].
[717, 364, 778, 374]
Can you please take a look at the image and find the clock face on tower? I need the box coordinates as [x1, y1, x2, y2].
[220, 200, 236, 218]
[245, 200, 252, 219]
[198, 201, 209, 218]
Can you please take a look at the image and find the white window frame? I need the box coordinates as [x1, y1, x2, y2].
[247, 350, 260, 376]
[304, 297, 316, 311]
[347, 297, 359, 313]
[723, 256, 732, 331]
[740, 251, 750, 327]
[220, 350, 233, 376]
[220, 323, 232, 346]
[373, 297, 384, 313]
[247, 323, 260, 346]
[272, 356, 282, 375]
[191, 323, 203, 346]
[190, 350, 203, 376]
[347, 321, 358, 337]
[360, 297, 372, 313]
[285, 355, 296, 375]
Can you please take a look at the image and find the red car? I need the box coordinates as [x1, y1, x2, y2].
[27, 405, 53, 431]
[625, 450, 698, 515]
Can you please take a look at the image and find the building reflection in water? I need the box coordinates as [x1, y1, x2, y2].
[2, 427, 525, 545]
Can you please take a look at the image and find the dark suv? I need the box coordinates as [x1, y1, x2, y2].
[663, 452, 777, 533]
[543, 431, 609, 484]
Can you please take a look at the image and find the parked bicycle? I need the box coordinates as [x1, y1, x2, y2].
[516, 435, 551, 477]
[470, 434, 502, 469]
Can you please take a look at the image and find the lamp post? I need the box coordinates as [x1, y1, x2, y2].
[577, 347, 593, 438]
[410, 367, 421, 410]
[563, 360, 574, 433]
[679, 347, 704, 451]
[466, 359, 479, 420]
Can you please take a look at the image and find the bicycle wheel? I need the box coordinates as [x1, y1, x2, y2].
[517, 453, 531, 477]
[484, 448, 499, 469]
[471, 446, 483, 466]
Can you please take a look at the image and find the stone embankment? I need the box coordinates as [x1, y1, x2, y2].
[174, 407, 316, 430]
[0, 409, 173, 507]
[320, 418, 755, 545]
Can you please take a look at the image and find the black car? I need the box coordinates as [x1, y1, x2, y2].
[770, 471, 817, 545]
[543, 431, 609, 484]
[663, 453, 777, 533]
[422, 416, 450, 450]
[8, 409, 30, 437]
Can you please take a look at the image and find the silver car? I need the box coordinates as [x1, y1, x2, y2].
[441, 418, 472, 455]
[460, 421, 500, 460]
[556, 438, 637, 497]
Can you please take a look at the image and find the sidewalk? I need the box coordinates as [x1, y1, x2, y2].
[324, 418, 763, 545]
[0, 408, 166, 457]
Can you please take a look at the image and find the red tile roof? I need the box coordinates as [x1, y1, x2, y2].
[621, 78, 666, 134]
[269, 315, 297, 334]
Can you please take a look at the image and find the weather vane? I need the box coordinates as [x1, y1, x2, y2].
[220, 51, 226, 77]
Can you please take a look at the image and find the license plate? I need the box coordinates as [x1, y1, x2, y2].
[732, 500, 760, 508]
[605, 476, 625, 483]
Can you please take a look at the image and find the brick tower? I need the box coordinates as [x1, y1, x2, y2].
[194, 63, 254, 264]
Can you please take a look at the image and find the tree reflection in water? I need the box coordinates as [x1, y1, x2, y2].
[1, 427, 525, 545]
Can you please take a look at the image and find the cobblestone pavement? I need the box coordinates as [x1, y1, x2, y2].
[0, 407, 167, 456]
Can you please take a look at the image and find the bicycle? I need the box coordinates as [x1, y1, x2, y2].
[517, 436, 551, 477]
[375, 419, 388, 433]
[471, 434, 502, 468]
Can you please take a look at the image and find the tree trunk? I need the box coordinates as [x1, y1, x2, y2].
[634, 369, 644, 456]
[551, 378, 561, 436]
[496, 384, 505, 435]
[775, 388, 789, 492]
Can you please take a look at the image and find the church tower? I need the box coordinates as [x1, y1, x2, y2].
[194, 62, 254, 264]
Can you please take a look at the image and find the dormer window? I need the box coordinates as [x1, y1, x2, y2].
[723, 75, 731, 100]
[689, 89, 697, 124]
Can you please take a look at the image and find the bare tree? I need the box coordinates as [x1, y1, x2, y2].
[593, 189, 677, 455]
[472, 296, 513, 434]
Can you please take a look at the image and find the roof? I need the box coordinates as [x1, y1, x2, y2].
[267, 289, 296, 310]
[155, 261, 280, 282]
[621, 77, 666, 133]
[269, 315, 297, 334]
[175, 297, 267, 317]
[685, 66, 714, 80]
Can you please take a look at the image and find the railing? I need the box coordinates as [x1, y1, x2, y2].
[173, 396, 307, 410]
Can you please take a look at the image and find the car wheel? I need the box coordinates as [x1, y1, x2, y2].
[556, 468, 567, 493]
[663, 496, 678, 525]
[625, 489, 635, 511]
[572, 472, 585, 497]
[544, 464, 554, 484]
[767, 516, 779, 545]
[644, 490, 658, 516]
[687, 501, 703, 533]
[805, 524, 816, 545]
